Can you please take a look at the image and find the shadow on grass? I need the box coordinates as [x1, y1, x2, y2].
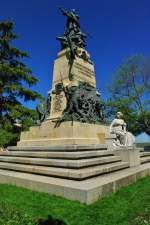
[37, 215, 67, 225]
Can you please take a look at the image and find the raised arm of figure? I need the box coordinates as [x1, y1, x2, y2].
[59, 7, 71, 18]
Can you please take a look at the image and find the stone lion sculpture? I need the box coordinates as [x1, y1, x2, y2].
[110, 112, 135, 147]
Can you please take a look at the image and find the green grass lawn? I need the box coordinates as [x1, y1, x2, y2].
[0, 176, 150, 225]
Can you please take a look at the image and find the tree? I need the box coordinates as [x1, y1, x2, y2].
[107, 55, 150, 136]
[0, 20, 44, 146]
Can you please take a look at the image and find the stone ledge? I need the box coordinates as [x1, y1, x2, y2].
[8, 144, 107, 151]
[0, 161, 129, 180]
[0, 155, 122, 168]
[0, 149, 114, 159]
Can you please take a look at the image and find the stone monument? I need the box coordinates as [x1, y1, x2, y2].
[17, 7, 108, 147]
[0, 8, 148, 205]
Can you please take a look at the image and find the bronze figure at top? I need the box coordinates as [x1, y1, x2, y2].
[57, 7, 87, 57]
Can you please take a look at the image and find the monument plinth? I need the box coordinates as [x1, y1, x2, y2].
[48, 47, 96, 121]
[17, 121, 107, 147]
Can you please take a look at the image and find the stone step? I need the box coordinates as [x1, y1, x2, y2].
[7, 144, 107, 152]
[141, 156, 150, 164]
[0, 150, 114, 160]
[140, 152, 150, 157]
[0, 155, 121, 168]
[0, 161, 129, 180]
[0, 162, 149, 204]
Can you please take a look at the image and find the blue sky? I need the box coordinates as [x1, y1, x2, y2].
[1, 0, 149, 107]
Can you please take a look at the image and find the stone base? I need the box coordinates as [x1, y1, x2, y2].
[17, 121, 109, 147]
[0, 162, 149, 204]
[0, 146, 149, 203]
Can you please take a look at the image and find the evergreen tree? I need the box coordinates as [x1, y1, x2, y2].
[0, 20, 44, 146]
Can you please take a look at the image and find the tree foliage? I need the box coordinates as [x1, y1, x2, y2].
[107, 55, 150, 136]
[0, 20, 44, 146]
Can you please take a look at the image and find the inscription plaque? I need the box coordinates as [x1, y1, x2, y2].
[74, 62, 94, 78]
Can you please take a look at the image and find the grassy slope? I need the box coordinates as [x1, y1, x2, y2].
[0, 176, 150, 225]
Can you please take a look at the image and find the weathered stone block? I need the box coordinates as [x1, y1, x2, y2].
[114, 147, 140, 167]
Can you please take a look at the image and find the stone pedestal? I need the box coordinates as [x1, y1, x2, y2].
[17, 48, 108, 146]
[47, 48, 96, 121]
[15, 47, 108, 147]
[17, 121, 108, 147]
[52, 48, 96, 89]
